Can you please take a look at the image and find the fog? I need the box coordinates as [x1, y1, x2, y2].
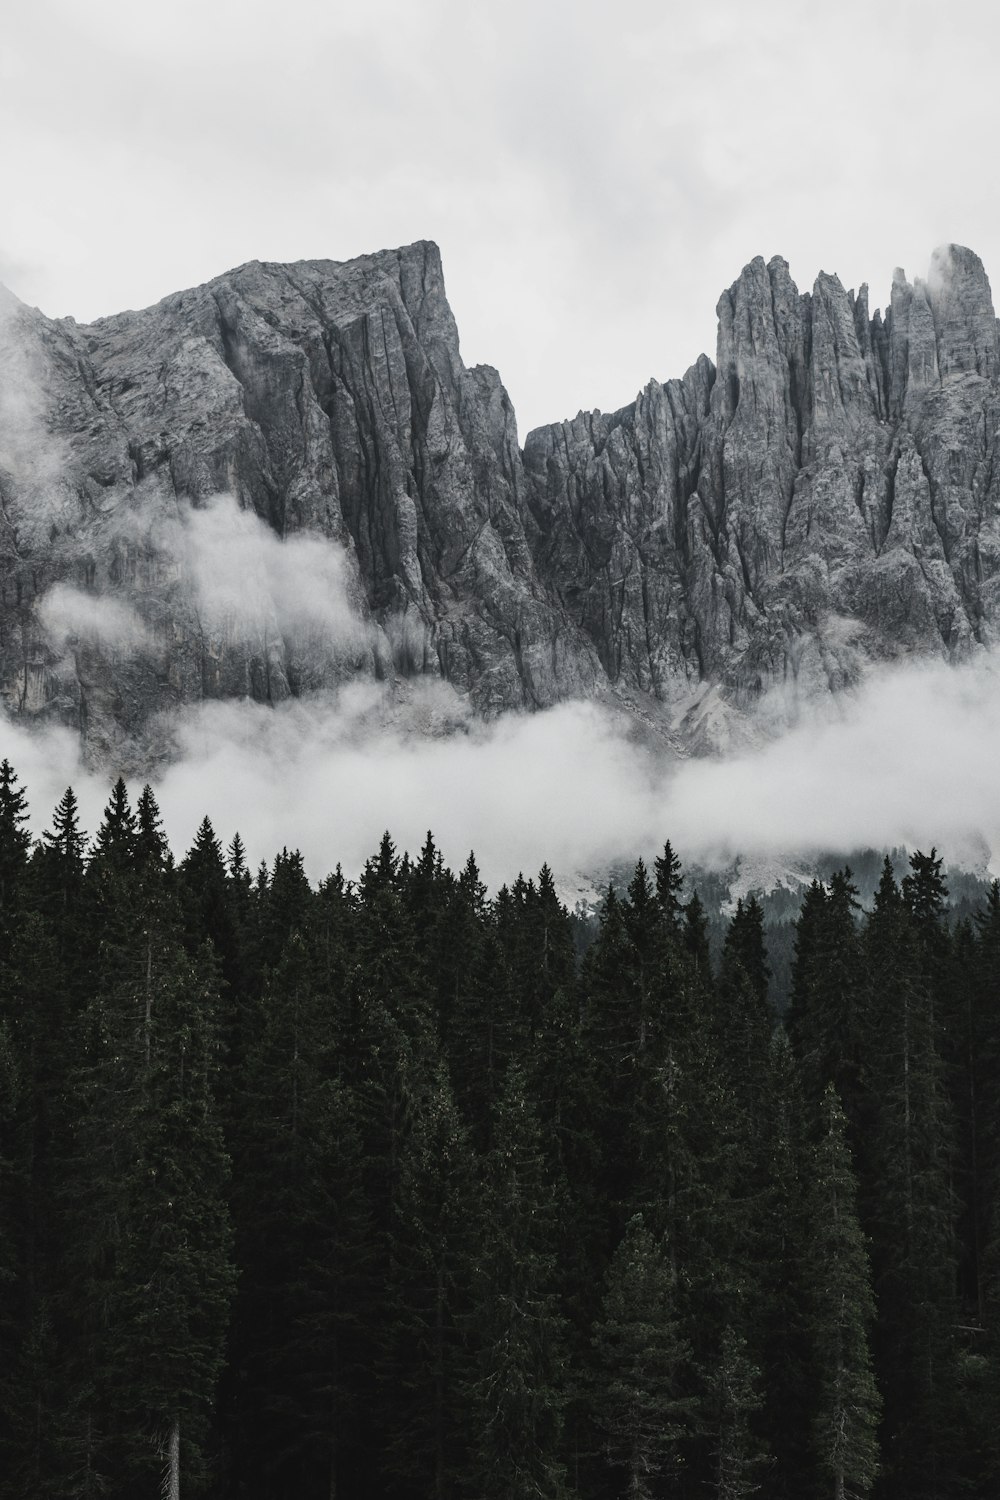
[5, 642, 1000, 892]
[38, 584, 151, 656]
[177, 497, 367, 653]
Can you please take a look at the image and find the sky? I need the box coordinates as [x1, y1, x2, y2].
[3, 0, 999, 437]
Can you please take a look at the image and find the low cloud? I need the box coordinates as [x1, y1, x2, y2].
[2, 643, 1000, 894]
[38, 583, 152, 655]
[177, 495, 366, 654]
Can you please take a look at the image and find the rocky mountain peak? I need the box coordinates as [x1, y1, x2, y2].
[925, 242, 998, 380]
[2, 240, 1000, 765]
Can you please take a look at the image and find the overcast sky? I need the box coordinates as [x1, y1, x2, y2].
[3, 0, 997, 437]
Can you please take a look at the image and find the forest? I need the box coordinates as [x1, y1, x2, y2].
[0, 759, 998, 1500]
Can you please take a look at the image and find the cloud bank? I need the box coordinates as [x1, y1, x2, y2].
[3, 644, 1000, 892]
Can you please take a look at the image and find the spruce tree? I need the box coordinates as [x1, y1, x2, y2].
[705, 1325, 765, 1500]
[385, 1065, 479, 1499]
[753, 1030, 814, 1500]
[807, 1086, 880, 1500]
[589, 1212, 691, 1500]
[653, 841, 685, 933]
[466, 1064, 568, 1500]
[62, 792, 233, 1497]
[863, 858, 957, 1500]
[0, 760, 31, 960]
[788, 870, 866, 1138]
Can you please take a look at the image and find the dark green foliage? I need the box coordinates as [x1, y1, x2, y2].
[862, 858, 958, 1500]
[466, 1064, 568, 1500]
[385, 1066, 478, 1498]
[589, 1213, 691, 1500]
[0, 767, 995, 1500]
[704, 1325, 765, 1500]
[808, 1087, 880, 1500]
[788, 870, 866, 1134]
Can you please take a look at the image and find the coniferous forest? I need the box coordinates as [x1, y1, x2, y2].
[1, 759, 999, 1500]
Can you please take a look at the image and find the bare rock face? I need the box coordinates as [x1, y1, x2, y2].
[526, 243, 1000, 743]
[1, 239, 999, 763]
[0, 243, 602, 763]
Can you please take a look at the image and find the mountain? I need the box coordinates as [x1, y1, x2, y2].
[1, 239, 998, 764]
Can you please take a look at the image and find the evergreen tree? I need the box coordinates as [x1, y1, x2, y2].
[863, 858, 957, 1500]
[589, 1213, 691, 1500]
[62, 802, 233, 1497]
[705, 1325, 765, 1500]
[653, 841, 685, 933]
[788, 870, 866, 1137]
[179, 817, 243, 994]
[135, 783, 169, 870]
[682, 891, 712, 978]
[0, 759, 31, 961]
[385, 1066, 479, 1499]
[807, 1087, 880, 1500]
[0, 911, 74, 1498]
[716, 895, 774, 1123]
[466, 1064, 568, 1500]
[89, 776, 137, 870]
[225, 924, 351, 1498]
[753, 1031, 814, 1500]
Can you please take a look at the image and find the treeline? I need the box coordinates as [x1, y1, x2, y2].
[0, 760, 998, 1499]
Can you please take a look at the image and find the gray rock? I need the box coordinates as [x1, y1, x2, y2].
[1, 238, 998, 765]
[527, 243, 1000, 741]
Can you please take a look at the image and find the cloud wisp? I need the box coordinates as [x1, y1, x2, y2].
[3, 640, 1000, 892]
[38, 583, 152, 656]
[177, 495, 366, 654]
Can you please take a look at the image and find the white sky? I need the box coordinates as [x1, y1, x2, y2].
[2, 0, 996, 437]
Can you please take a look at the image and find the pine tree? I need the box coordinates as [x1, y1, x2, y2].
[863, 858, 957, 1500]
[225, 913, 375, 1498]
[89, 776, 137, 870]
[807, 1086, 880, 1500]
[466, 1064, 568, 1500]
[753, 1030, 815, 1500]
[788, 871, 866, 1138]
[0, 911, 74, 1498]
[41, 785, 87, 865]
[102, 938, 234, 1497]
[135, 783, 169, 870]
[385, 1065, 479, 1499]
[589, 1212, 691, 1500]
[705, 1325, 765, 1500]
[179, 817, 242, 990]
[0, 1002, 23, 1490]
[716, 895, 774, 1123]
[654, 841, 685, 933]
[62, 800, 233, 1497]
[682, 891, 712, 978]
[0, 759, 31, 957]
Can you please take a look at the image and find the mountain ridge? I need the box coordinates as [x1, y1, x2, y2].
[1, 238, 998, 765]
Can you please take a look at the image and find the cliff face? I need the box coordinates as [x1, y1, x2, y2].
[525, 244, 1000, 745]
[1, 239, 999, 762]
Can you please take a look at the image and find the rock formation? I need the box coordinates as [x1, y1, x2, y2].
[1, 238, 998, 763]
